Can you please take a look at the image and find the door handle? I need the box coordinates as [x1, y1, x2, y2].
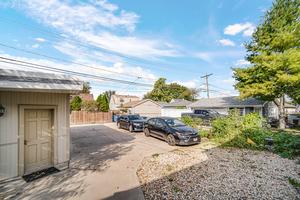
[24, 140, 27, 145]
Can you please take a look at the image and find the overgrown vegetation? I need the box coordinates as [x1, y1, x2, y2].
[81, 100, 98, 112]
[181, 116, 202, 129]
[211, 111, 300, 159]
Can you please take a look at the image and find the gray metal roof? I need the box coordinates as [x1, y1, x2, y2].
[163, 99, 192, 107]
[188, 96, 265, 108]
[0, 69, 83, 93]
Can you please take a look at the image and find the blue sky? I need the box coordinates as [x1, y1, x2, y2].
[0, 0, 273, 98]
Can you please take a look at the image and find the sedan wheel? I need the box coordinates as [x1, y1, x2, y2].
[167, 134, 176, 146]
[144, 128, 150, 137]
[129, 125, 133, 132]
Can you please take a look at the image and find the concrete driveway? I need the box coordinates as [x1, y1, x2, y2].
[0, 123, 175, 200]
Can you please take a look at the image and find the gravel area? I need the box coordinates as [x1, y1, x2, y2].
[137, 146, 300, 200]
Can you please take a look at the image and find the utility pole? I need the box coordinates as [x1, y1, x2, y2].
[201, 73, 213, 98]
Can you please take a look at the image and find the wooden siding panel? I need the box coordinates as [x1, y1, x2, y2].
[0, 91, 69, 181]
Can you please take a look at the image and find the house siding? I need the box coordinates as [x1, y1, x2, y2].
[130, 101, 161, 117]
[0, 91, 70, 181]
[161, 107, 192, 118]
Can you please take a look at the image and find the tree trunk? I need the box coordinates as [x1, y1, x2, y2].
[278, 96, 286, 129]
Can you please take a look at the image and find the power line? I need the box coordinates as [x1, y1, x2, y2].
[0, 17, 203, 75]
[0, 42, 155, 81]
[0, 56, 153, 87]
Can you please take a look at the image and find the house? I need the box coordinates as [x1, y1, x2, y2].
[161, 99, 192, 118]
[71, 93, 94, 101]
[126, 98, 192, 118]
[128, 99, 163, 117]
[188, 96, 265, 116]
[109, 94, 140, 111]
[0, 69, 83, 181]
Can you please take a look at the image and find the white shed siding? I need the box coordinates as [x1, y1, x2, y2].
[161, 108, 192, 118]
[0, 91, 70, 181]
[131, 101, 161, 117]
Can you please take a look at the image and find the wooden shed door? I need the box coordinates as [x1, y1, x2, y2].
[24, 109, 53, 174]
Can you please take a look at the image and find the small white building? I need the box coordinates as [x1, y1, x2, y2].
[161, 99, 192, 118]
[125, 99, 192, 118]
[0, 69, 82, 181]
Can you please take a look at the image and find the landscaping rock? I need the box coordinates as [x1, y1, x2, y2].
[137, 147, 300, 200]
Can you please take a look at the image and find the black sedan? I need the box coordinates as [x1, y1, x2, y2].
[144, 117, 200, 146]
[117, 114, 146, 132]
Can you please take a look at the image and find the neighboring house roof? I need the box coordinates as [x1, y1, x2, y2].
[79, 93, 94, 101]
[0, 69, 83, 93]
[70, 93, 94, 102]
[112, 94, 139, 98]
[131, 99, 164, 108]
[110, 94, 140, 106]
[122, 100, 142, 108]
[164, 99, 192, 107]
[188, 96, 265, 108]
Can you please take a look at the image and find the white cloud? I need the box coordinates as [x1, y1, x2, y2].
[78, 32, 179, 59]
[19, 0, 139, 32]
[35, 37, 46, 42]
[235, 59, 250, 66]
[218, 39, 235, 46]
[224, 22, 255, 37]
[12, 0, 179, 60]
[171, 80, 198, 88]
[194, 50, 244, 63]
[31, 44, 39, 48]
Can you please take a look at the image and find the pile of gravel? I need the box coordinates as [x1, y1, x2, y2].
[137, 147, 300, 200]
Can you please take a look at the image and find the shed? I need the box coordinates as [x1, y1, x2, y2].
[161, 99, 192, 118]
[0, 69, 83, 181]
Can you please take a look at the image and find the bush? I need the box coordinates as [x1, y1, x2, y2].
[70, 96, 82, 111]
[199, 129, 210, 138]
[81, 100, 98, 112]
[181, 116, 202, 128]
[210, 110, 300, 159]
[242, 112, 265, 130]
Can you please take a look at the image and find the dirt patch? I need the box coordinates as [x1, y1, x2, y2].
[137, 147, 300, 200]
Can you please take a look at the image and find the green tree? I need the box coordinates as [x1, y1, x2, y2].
[70, 96, 82, 111]
[144, 78, 193, 102]
[81, 100, 98, 112]
[82, 82, 91, 93]
[233, 0, 300, 129]
[96, 93, 110, 112]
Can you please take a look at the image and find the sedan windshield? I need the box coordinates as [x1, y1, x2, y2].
[128, 115, 141, 120]
[164, 118, 186, 127]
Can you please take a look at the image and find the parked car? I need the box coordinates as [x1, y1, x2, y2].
[144, 117, 200, 146]
[182, 109, 223, 125]
[117, 114, 146, 132]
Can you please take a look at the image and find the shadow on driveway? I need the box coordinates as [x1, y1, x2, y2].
[0, 125, 135, 200]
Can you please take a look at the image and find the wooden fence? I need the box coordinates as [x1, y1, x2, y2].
[70, 111, 112, 125]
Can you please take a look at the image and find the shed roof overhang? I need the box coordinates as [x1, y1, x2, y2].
[0, 69, 83, 93]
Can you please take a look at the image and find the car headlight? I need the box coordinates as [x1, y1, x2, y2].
[176, 132, 189, 138]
